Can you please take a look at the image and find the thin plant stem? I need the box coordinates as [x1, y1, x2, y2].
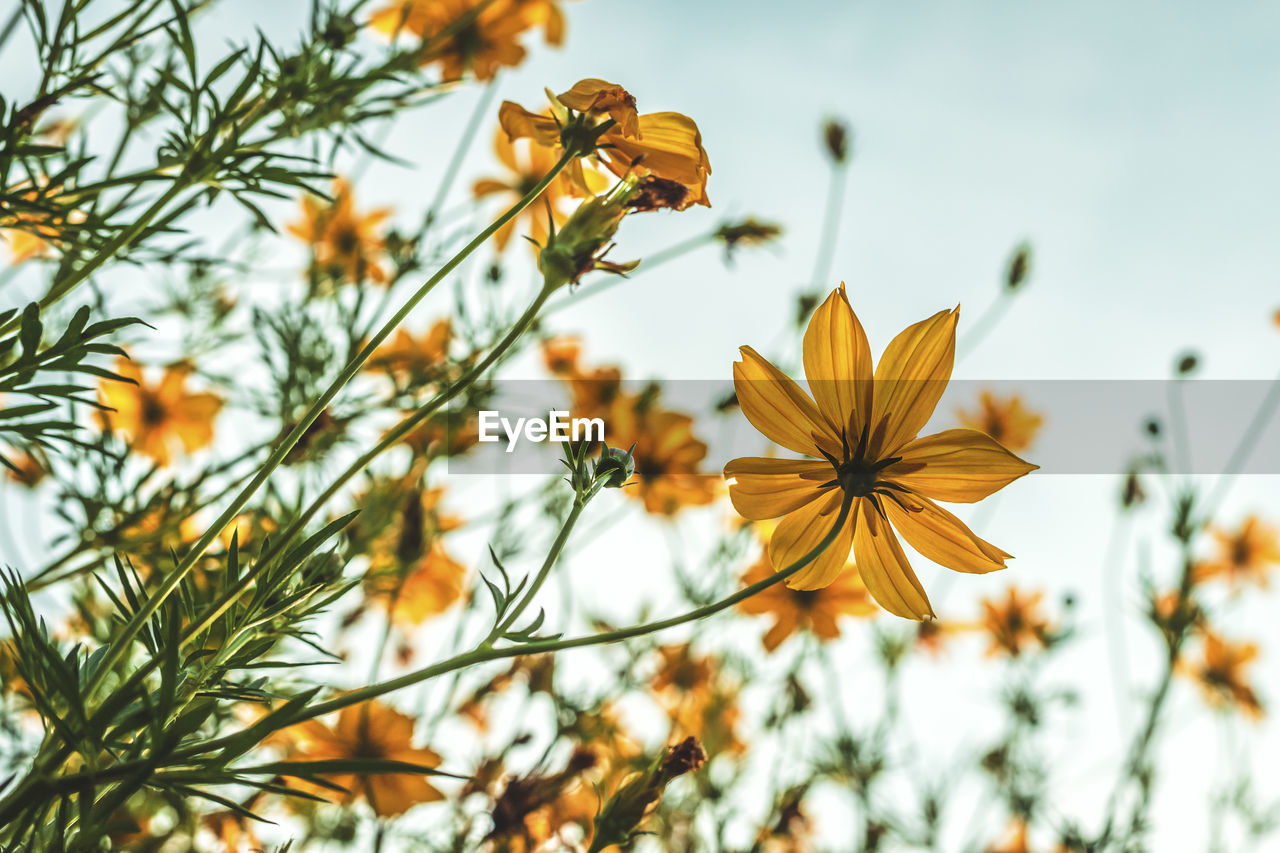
[956, 292, 1013, 361]
[810, 161, 848, 290]
[78, 149, 574, 702]
[175, 492, 856, 759]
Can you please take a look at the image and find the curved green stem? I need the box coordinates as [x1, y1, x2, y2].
[189, 490, 856, 750]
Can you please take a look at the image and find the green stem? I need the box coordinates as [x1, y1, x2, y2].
[80, 148, 574, 703]
[487, 489, 593, 643]
[809, 161, 848, 291]
[187, 491, 855, 751]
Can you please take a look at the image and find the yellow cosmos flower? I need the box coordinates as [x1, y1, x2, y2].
[1184, 631, 1264, 720]
[370, 0, 565, 82]
[724, 284, 1036, 620]
[281, 701, 445, 815]
[472, 127, 602, 252]
[365, 319, 455, 383]
[286, 177, 391, 285]
[499, 78, 711, 211]
[979, 586, 1054, 658]
[957, 391, 1045, 453]
[738, 547, 877, 651]
[99, 359, 223, 466]
[1192, 515, 1280, 590]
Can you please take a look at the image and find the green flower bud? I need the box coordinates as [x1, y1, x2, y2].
[594, 443, 635, 488]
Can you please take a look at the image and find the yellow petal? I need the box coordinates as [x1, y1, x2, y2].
[498, 101, 560, 147]
[884, 428, 1037, 503]
[725, 457, 833, 521]
[854, 501, 934, 620]
[869, 308, 958, 457]
[803, 283, 873, 442]
[602, 112, 710, 187]
[557, 78, 639, 138]
[884, 492, 1010, 574]
[770, 490, 855, 591]
[734, 346, 839, 458]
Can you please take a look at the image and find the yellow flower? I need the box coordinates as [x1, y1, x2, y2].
[957, 391, 1044, 453]
[1192, 515, 1280, 589]
[1184, 631, 1264, 720]
[472, 127, 601, 252]
[499, 79, 711, 211]
[724, 284, 1036, 620]
[650, 644, 744, 756]
[281, 701, 445, 815]
[365, 319, 455, 382]
[607, 395, 719, 516]
[1, 182, 80, 264]
[369, 0, 564, 81]
[286, 177, 391, 285]
[738, 547, 877, 651]
[99, 359, 223, 466]
[979, 586, 1054, 658]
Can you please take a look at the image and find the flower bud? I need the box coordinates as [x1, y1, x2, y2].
[594, 443, 635, 488]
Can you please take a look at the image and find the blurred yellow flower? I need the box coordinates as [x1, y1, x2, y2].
[366, 319, 454, 382]
[1185, 631, 1264, 720]
[724, 284, 1036, 620]
[1193, 515, 1280, 590]
[99, 359, 223, 466]
[369, 0, 564, 81]
[979, 586, 1054, 658]
[0, 182, 77, 263]
[738, 547, 877, 651]
[282, 701, 444, 815]
[608, 396, 719, 516]
[957, 391, 1044, 453]
[287, 177, 391, 285]
[650, 644, 744, 756]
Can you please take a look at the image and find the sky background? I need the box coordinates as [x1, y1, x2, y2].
[5, 0, 1280, 849]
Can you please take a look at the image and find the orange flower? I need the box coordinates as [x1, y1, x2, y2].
[369, 0, 564, 81]
[738, 547, 876, 651]
[366, 319, 454, 382]
[1193, 515, 1280, 589]
[724, 284, 1036, 620]
[4, 451, 47, 487]
[500, 79, 711, 211]
[650, 644, 744, 756]
[99, 359, 222, 466]
[1185, 631, 1264, 720]
[281, 701, 445, 815]
[980, 586, 1054, 657]
[914, 617, 965, 657]
[957, 391, 1044, 453]
[474, 127, 607, 254]
[287, 177, 391, 285]
[607, 395, 718, 516]
[390, 543, 467, 624]
[986, 819, 1032, 853]
[540, 335, 582, 375]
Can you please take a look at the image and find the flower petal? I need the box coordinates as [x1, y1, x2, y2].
[726, 459, 833, 521]
[498, 101, 560, 147]
[884, 428, 1037, 503]
[734, 346, 839, 458]
[557, 78, 639, 138]
[869, 308, 958, 457]
[770, 490, 856, 591]
[884, 492, 1010, 575]
[854, 501, 934, 620]
[803, 283, 873, 442]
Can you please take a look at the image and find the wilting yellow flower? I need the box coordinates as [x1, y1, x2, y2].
[500, 78, 711, 211]
[724, 284, 1036, 620]
[957, 391, 1044, 453]
[281, 701, 445, 815]
[1184, 631, 1264, 720]
[1193, 515, 1280, 590]
[287, 177, 391, 284]
[473, 127, 601, 252]
[608, 395, 718, 516]
[980, 586, 1054, 658]
[99, 359, 223, 466]
[738, 547, 876, 651]
[370, 0, 563, 81]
